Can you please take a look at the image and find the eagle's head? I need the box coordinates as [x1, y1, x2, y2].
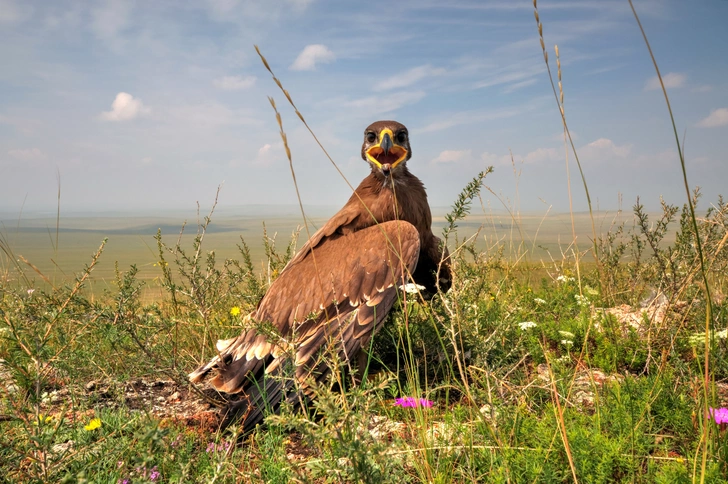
[361, 120, 411, 178]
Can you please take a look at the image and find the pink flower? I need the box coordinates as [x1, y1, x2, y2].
[709, 407, 728, 425]
[394, 397, 434, 408]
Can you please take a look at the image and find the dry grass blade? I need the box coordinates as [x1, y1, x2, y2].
[532, 0, 600, 282]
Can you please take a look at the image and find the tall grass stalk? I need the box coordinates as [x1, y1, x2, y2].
[628, 2, 716, 481]
[533, 0, 601, 288]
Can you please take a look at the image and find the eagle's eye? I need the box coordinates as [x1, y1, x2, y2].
[397, 131, 408, 143]
[366, 132, 377, 143]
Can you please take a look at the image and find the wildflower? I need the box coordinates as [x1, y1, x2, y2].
[556, 275, 575, 283]
[149, 467, 160, 481]
[206, 442, 216, 453]
[394, 397, 434, 408]
[84, 417, 101, 431]
[574, 294, 590, 307]
[518, 321, 537, 330]
[560, 340, 574, 347]
[585, 286, 599, 296]
[533, 298, 546, 305]
[399, 283, 425, 294]
[688, 329, 728, 346]
[230, 306, 241, 317]
[34, 414, 53, 425]
[27, 288, 35, 296]
[558, 330, 575, 340]
[710, 407, 728, 425]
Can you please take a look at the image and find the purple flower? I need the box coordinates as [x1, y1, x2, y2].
[149, 468, 160, 481]
[206, 442, 216, 453]
[710, 407, 728, 425]
[394, 397, 434, 408]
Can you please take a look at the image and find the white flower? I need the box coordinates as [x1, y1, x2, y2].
[27, 289, 35, 296]
[558, 330, 575, 339]
[560, 340, 574, 347]
[689, 329, 728, 346]
[518, 321, 537, 330]
[556, 275, 575, 283]
[399, 283, 425, 294]
[533, 298, 546, 305]
[574, 294, 590, 307]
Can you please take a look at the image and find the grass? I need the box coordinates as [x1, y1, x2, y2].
[2, 4, 728, 482]
[1, 183, 726, 483]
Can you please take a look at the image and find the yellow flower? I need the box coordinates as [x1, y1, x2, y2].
[230, 306, 241, 317]
[84, 418, 101, 431]
[34, 414, 53, 425]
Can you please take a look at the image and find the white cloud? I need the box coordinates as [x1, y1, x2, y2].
[644, 72, 686, 91]
[484, 148, 561, 166]
[290, 44, 335, 71]
[481, 152, 502, 166]
[100, 92, 150, 121]
[373, 65, 446, 91]
[581, 138, 632, 161]
[7, 148, 46, 161]
[141, 156, 153, 164]
[253, 142, 281, 165]
[213, 75, 256, 90]
[433, 150, 472, 164]
[697, 108, 728, 128]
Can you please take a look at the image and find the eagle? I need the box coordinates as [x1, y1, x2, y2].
[189, 120, 451, 432]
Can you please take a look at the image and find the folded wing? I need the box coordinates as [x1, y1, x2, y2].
[189, 220, 420, 431]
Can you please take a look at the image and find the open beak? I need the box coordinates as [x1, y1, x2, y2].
[365, 128, 408, 177]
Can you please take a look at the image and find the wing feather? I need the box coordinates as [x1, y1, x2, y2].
[189, 220, 420, 433]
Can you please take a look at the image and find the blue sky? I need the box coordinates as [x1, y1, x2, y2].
[1, 0, 727, 215]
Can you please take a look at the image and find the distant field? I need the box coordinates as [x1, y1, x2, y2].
[0, 207, 663, 300]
